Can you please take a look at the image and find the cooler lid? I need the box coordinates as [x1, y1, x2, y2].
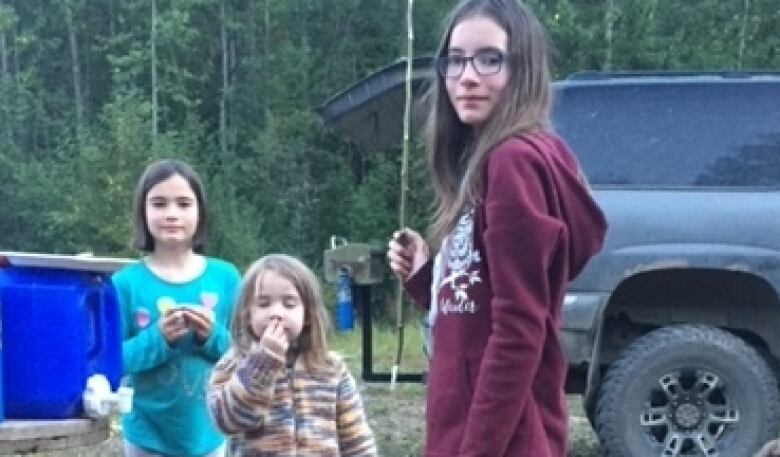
[0, 251, 133, 273]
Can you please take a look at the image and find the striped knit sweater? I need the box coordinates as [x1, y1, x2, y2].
[208, 347, 377, 457]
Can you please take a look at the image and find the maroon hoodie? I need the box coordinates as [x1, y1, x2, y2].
[406, 132, 607, 457]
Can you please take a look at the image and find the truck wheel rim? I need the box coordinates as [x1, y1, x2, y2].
[639, 369, 739, 456]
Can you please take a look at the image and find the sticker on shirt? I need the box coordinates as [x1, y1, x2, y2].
[439, 209, 482, 315]
[156, 296, 176, 316]
[135, 308, 151, 328]
[156, 292, 219, 321]
[200, 291, 218, 310]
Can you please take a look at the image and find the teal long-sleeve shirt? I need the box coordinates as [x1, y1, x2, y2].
[112, 257, 240, 456]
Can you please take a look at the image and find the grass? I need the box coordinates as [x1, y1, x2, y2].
[330, 317, 429, 373]
[27, 321, 600, 456]
[332, 320, 599, 456]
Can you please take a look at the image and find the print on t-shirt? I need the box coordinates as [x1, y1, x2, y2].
[439, 209, 482, 315]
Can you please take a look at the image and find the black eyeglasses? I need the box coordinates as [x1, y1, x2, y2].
[437, 49, 506, 78]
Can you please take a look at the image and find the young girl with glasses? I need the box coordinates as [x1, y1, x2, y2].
[207, 254, 377, 456]
[387, 1, 607, 455]
[113, 159, 241, 457]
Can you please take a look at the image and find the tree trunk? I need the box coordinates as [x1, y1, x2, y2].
[604, 0, 615, 70]
[648, 0, 658, 23]
[151, 0, 159, 143]
[11, 9, 18, 88]
[0, 0, 10, 78]
[297, 0, 309, 107]
[737, 0, 750, 69]
[1, 21, 9, 146]
[83, 31, 90, 122]
[65, 3, 83, 132]
[220, 0, 228, 159]
[1, 31, 7, 78]
[264, 0, 271, 120]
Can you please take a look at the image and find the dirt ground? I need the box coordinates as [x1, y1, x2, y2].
[28, 384, 599, 457]
[361, 384, 600, 456]
[360, 383, 599, 456]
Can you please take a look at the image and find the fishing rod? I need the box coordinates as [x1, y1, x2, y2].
[390, 0, 415, 391]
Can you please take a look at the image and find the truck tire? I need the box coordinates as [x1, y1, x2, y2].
[595, 324, 779, 457]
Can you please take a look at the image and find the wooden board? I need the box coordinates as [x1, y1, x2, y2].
[0, 419, 109, 455]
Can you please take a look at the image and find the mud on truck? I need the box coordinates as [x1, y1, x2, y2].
[320, 64, 780, 456]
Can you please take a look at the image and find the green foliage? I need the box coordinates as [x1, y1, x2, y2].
[348, 141, 431, 246]
[0, 0, 778, 317]
[204, 171, 266, 270]
[241, 110, 353, 266]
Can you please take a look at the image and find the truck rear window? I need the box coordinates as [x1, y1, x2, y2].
[553, 80, 780, 187]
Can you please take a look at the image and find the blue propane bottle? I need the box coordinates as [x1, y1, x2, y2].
[334, 267, 354, 332]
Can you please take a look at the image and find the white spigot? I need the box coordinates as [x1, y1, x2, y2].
[83, 374, 134, 418]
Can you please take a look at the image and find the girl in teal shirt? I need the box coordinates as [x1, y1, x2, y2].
[113, 159, 240, 457]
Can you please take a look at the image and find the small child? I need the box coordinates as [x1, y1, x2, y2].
[113, 159, 241, 456]
[208, 254, 377, 456]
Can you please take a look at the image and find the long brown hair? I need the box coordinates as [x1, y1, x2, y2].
[229, 254, 330, 372]
[424, 0, 552, 248]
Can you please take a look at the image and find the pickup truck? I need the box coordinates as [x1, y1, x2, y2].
[319, 63, 780, 457]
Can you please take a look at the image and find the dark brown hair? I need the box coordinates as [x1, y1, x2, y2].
[424, 0, 552, 248]
[131, 159, 208, 252]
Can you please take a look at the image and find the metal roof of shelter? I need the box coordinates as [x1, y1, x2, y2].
[317, 56, 433, 152]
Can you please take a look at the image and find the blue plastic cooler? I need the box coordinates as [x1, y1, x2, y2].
[0, 253, 127, 419]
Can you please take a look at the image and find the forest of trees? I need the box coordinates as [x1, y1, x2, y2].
[0, 0, 778, 286]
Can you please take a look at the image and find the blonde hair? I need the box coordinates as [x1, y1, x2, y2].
[424, 0, 552, 248]
[230, 254, 330, 371]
